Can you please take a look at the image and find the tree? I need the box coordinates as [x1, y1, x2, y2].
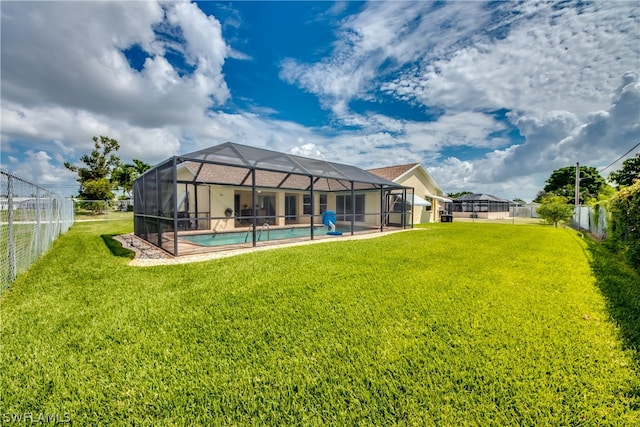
[533, 190, 547, 203]
[132, 159, 152, 175]
[609, 153, 640, 189]
[448, 191, 473, 199]
[82, 178, 114, 202]
[112, 159, 151, 197]
[536, 195, 574, 227]
[535, 165, 608, 204]
[64, 135, 121, 209]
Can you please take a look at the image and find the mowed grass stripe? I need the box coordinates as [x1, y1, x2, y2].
[1, 220, 638, 425]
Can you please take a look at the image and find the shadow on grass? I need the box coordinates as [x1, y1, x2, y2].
[586, 238, 640, 411]
[585, 237, 640, 362]
[101, 234, 135, 260]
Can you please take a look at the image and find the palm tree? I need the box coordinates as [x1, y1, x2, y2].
[112, 159, 151, 198]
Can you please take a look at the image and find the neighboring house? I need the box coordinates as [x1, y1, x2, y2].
[368, 163, 450, 223]
[450, 193, 513, 219]
[0, 197, 53, 211]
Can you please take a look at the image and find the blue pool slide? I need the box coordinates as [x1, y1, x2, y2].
[322, 211, 342, 236]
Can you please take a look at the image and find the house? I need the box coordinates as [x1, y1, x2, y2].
[450, 193, 513, 219]
[368, 163, 450, 223]
[133, 142, 415, 256]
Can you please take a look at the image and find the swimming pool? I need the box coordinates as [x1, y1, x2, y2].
[182, 226, 327, 247]
[181, 225, 378, 247]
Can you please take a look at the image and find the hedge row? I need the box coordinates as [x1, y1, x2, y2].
[607, 181, 640, 271]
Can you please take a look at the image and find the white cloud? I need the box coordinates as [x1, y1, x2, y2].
[1, 0, 637, 204]
[281, 0, 638, 132]
[1, 102, 173, 164]
[426, 72, 640, 201]
[289, 142, 326, 160]
[388, 2, 639, 120]
[165, 1, 229, 104]
[427, 157, 475, 190]
[280, 1, 492, 116]
[277, 1, 638, 202]
[1, 0, 235, 192]
[409, 112, 509, 149]
[1, 1, 230, 129]
[506, 110, 582, 174]
[9, 150, 77, 188]
[552, 72, 640, 166]
[316, 111, 509, 166]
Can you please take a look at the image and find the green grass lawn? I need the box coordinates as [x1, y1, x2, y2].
[1, 219, 638, 425]
[74, 210, 134, 221]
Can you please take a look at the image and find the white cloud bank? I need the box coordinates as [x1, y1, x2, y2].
[280, 1, 639, 200]
[1, 1, 228, 163]
[1, 1, 638, 202]
[428, 73, 640, 198]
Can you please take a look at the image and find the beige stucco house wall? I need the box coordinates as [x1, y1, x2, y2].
[368, 163, 449, 223]
[176, 163, 386, 232]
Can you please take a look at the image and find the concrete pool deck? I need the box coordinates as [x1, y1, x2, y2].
[115, 228, 423, 267]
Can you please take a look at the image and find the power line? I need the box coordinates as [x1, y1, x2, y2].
[599, 141, 640, 173]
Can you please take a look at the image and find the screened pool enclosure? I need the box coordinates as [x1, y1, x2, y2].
[134, 142, 414, 256]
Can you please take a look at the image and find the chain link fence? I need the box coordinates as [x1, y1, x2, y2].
[1, 169, 75, 290]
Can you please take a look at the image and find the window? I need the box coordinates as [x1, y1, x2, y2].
[285, 194, 297, 224]
[304, 193, 327, 215]
[319, 194, 327, 213]
[336, 194, 365, 222]
[303, 194, 312, 215]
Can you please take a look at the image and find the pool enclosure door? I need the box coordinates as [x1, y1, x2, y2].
[385, 192, 412, 227]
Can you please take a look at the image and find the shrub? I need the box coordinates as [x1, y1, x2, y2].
[536, 195, 574, 227]
[608, 181, 640, 270]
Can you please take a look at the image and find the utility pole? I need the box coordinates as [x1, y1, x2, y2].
[575, 162, 581, 229]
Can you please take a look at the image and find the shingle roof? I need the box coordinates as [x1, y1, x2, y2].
[181, 161, 377, 191]
[453, 193, 512, 203]
[172, 142, 406, 190]
[367, 163, 419, 181]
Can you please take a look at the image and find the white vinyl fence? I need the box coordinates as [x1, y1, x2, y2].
[1, 169, 75, 289]
[510, 205, 540, 218]
[572, 205, 607, 240]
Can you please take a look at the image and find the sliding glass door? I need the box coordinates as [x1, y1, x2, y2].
[336, 194, 365, 222]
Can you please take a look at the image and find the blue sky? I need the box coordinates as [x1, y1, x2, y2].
[1, 1, 638, 201]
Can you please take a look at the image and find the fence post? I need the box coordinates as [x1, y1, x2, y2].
[7, 173, 16, 282]
[36, 187, 42, 256]
[1, 170, 75, 289]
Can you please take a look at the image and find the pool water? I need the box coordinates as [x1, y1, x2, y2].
[182, 226, 327, 247]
